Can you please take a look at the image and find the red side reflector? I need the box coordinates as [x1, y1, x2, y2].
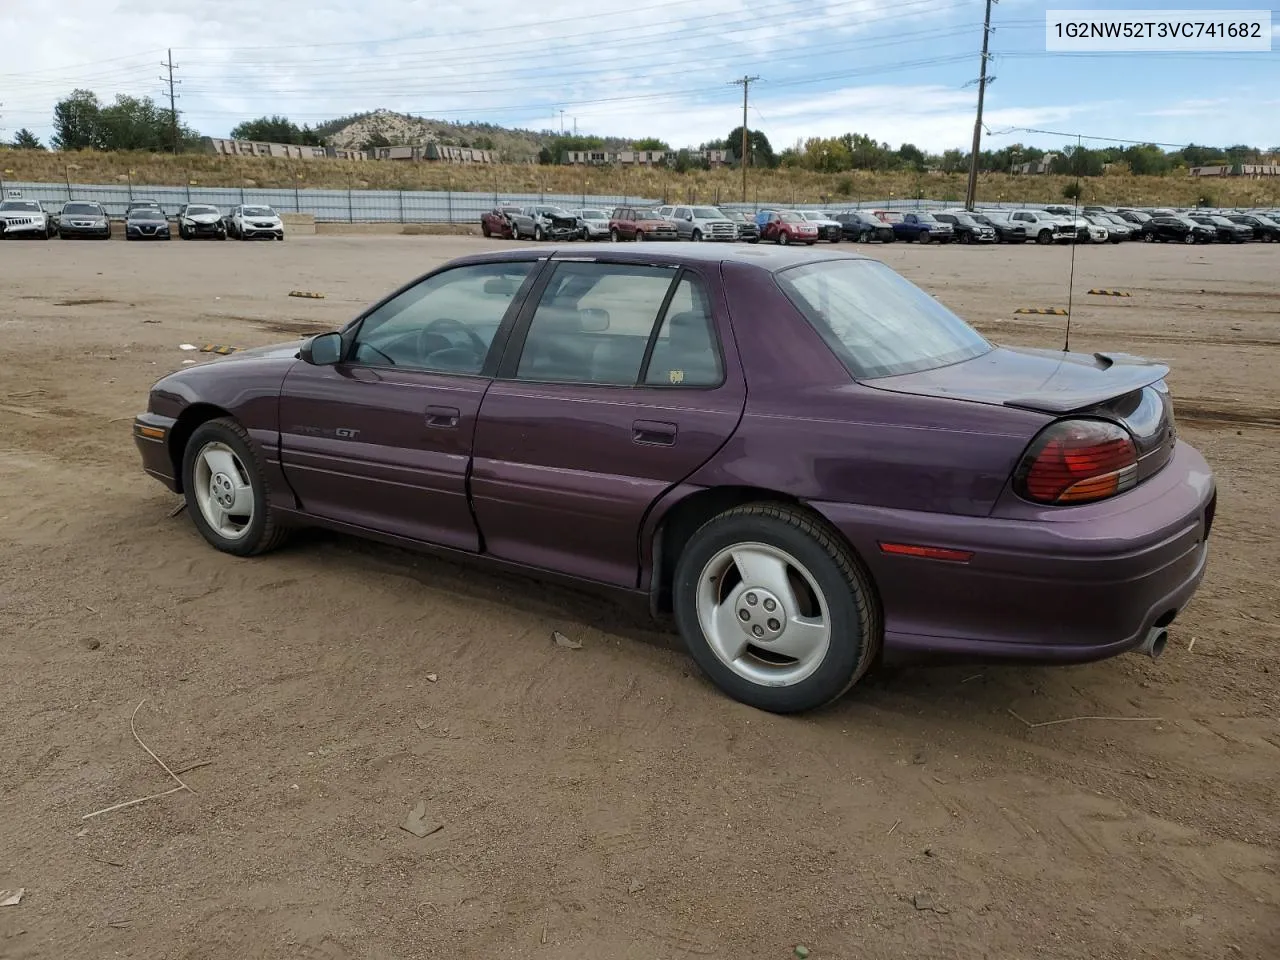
[878, 542, 973, 563]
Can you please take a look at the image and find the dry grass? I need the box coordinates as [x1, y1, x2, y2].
[4, 148, 1278, 207]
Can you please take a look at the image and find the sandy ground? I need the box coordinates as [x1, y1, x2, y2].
[0, 234, 1276, 960]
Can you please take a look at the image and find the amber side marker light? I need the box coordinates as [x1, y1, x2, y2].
[137, 426, 166, 439]
[878, 542, 974, 563]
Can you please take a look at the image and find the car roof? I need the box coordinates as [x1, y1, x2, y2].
[448, 243, 874, 273]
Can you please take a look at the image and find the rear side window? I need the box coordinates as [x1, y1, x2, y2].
[516, 262, 676, 385]
[643, 274, 722, 387]
[775, 259, 991, 379]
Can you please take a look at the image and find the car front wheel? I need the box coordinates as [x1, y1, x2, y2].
[777, 231, 790, 245]
[673, 503, 880, 714]
[181, 418, 288, 557]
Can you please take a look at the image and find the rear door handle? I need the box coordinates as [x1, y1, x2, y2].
[633, 419, 677, 446]
[424, 405, 460, 428]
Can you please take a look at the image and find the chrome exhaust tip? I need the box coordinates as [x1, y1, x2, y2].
[1137, 627, 1168, 659]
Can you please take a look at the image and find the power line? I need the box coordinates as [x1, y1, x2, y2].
[730, 75, 761, 201]
[964, 0, 995, 210]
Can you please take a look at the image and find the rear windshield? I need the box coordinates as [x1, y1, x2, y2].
[775, 259, 991, 379]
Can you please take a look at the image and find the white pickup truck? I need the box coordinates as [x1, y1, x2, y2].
[653, 204, 737, 242]
[1008, 209, 1076, 244]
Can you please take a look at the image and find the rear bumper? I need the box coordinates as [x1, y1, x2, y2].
[810, 441, 1216, 664]
[133, 414, 179, 491]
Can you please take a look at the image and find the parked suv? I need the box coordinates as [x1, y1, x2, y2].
[0, 198, 54, 239]
[795, 210, 843, 243]
[608, 206, 678, 242]
[934, 211, 997, 244]
[1227, 213, 1280, 241]
[834, 211, 894, 242]
[1007, 209, 1075, 245]
[721, 209, 760, 242]
[755, 209, 818, 245]
[654, 205, 737, 242]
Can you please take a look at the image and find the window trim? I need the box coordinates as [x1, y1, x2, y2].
[340, 257, 545, 378]
[494, 259, 727, 390]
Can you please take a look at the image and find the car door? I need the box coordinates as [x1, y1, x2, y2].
[470, 257, 747, 587]
[277, 258, 541, 550]
[672, 206, 693, 238]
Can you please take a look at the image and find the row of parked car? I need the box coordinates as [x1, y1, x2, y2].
[0, 198, 287, 241]
[479, 201, 1280, 248]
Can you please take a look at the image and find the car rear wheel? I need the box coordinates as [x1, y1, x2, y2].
[673, 503, 880, 714]
[181, 418, 287, 557]
[778, 231, 790, 245]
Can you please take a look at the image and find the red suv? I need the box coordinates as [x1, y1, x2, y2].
[756, 210, 819, 245]
[608, 206, 678, 242]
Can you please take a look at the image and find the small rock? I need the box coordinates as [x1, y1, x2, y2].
[1145, 772, 1157, 781]
[910, 751, 925, 765]
[0, 889, 23, 907]
[794, 947, 810, 960]
[628, 879, 644, 894]
[425, 673, 438, 683]
[82, 638, 101, 651]
[401, 801, 443, 839]
[553, 631, 582, 650]
[912, 893, 948, 914]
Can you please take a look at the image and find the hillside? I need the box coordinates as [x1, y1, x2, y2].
[2, 148, 1274, 209]
[314, 110, 631, 161]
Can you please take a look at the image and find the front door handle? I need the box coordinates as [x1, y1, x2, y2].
[425, 405, 460, 428]
[633, 419, 677, 446]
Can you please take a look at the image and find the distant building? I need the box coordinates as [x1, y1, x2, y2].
[369, 144, 495, 163]
[561, 148, 733, 167]
[1012, 153, 1056, 175]
[202, 137, 496, 163]
[203, 137, 367, 161]
[1189, 163, 1280, 177]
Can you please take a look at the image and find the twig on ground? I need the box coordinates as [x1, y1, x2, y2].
[1188, 637, 1197, 653]
[1008, 708, 1164, 729]
[88, 856, 125, 867]
[170, 759, 213, 776]
[960, 673, 984, 684]
[84, 604, 98, 614]
[81, 699, 195, 820]
[167, 501, 187, 518]
[887, 819, 901, 836]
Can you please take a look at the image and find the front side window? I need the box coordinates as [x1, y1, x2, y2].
[516, 262, 676, 385]
[776, 259, 991, 380]
[352, 262, 535, 374]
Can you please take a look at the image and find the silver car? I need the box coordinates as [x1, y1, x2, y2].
[0, 199, 54, 239]
[572, 208, 611, 240]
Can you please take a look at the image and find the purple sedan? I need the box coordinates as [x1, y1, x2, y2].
[133, 245, 1215, 713]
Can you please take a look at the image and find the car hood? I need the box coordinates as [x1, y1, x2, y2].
[184, 213, 221, 223]
[128, 218, 168, 225]
[0, 210, 44, 218]
[866, 345, 1169, 414]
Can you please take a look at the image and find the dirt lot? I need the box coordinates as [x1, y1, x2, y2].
[1, 234, 1276, 960]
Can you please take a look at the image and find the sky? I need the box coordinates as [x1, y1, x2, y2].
[1, 0, 1277, 155]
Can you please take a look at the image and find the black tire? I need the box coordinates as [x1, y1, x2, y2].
[918, 230, 931, 244]
[1036, 229, 1053, 245]
[636, 230, 645, 242]
[960, 231, 972, 244]
[778, 231, 790, 245]
[534, 225, 545, 241]
[691, 229, 702, 242]
[181, 417, 288, 557]
[672, 503, 881, 714]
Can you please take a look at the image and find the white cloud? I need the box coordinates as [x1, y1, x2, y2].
[0, 0, 1274, 155]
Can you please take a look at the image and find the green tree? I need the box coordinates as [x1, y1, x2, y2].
[725, 126, 776, 168]
[230, 115, 322, 145]
[896, 143, 926, 172]
[1061, 182, 1082, 200]
[97, 95, 173, 150]
[939, 148, 967, 173]
[1123, 144, 1171, 175]
[52, 89, 101, 150]
[11, 128, 45, 150]
[632, 137, 670, 151]
[361, 131, 391, 151]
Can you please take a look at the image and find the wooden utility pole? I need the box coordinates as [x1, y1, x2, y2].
[160, 49, 180, 154]
[964, 0, 996, 210]
[730, 75, 761, 202]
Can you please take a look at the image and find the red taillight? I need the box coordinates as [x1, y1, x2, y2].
[1016, 419, 1138, 505]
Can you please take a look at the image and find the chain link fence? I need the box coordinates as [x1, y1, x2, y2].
[2, 178, 1049, 224]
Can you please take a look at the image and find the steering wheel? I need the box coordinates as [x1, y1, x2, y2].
[418, 317, 487, 360]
